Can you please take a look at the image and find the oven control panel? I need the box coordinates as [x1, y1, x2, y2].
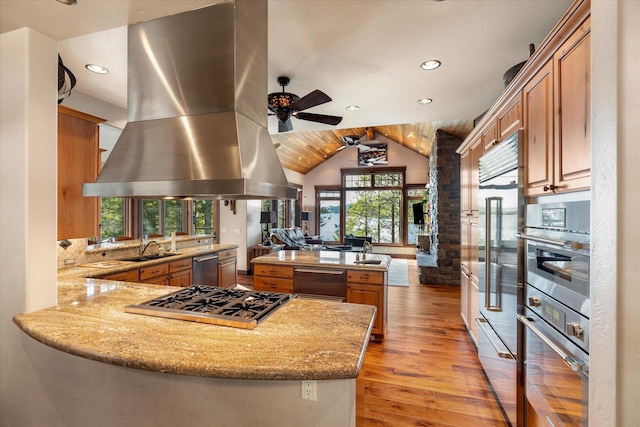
[525, 285, 590, 353]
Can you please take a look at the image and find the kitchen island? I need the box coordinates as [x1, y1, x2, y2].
[251, 250, 391, 339]
[12, 276, 376, 426]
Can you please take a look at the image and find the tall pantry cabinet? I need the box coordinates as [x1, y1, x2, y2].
[57, 106, 105, 240]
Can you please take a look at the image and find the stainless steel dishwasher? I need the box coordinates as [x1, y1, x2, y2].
[293, 268, 346, 301]
[192, 254, 218, 286]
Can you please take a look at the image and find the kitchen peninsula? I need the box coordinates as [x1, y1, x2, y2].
[12, 272, 376, 426]
[251, 250, 391, 339]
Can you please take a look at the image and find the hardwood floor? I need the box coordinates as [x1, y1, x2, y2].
[237, 260, 508, 426]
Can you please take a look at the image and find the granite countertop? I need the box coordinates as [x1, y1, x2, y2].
[251, 249, 392, 271]
[13, 278, 376, 380]
[58, 244, 238, 279]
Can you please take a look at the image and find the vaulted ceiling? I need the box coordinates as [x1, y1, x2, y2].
[271, 120, 474, 174]
[0, 0, 573, 175]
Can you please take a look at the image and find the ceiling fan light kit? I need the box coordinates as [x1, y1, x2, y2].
[268, 76, 343, 132]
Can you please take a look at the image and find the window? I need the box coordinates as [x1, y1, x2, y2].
[193, 200, 216, 235]
[317, 189, 341, 242]
[100, 197, 125, 239]
[140, 199, 185, 237]
[316, 167, 424, 246]
[343, 171, 404, 244]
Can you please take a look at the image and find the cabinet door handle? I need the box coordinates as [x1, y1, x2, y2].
[543, 184, 557, 192]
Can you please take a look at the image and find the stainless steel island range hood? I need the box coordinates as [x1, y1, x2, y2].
[83, 0, 297, 200]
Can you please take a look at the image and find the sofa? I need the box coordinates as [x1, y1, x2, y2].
[270, 227, 323, 250]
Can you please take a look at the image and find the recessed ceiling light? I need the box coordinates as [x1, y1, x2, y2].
[417, 98, 433, 105]
[420, 60, 441, 70]
[56, 0, 77, 5]
[345, 105, 360, 111]
[85, 64, 109, 74]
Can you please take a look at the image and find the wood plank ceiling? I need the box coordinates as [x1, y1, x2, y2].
[270, 119, 474, 174]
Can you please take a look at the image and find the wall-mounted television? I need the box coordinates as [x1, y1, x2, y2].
[358, 143, 388, 166]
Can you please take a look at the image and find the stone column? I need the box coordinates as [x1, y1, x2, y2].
[419, 129, 461, 285]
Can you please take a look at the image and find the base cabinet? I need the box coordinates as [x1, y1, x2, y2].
[346, 270, 387, 339]
[99, 258, 193, 287]
[253, 264, 294, 293]
[347, 283, 383, 335]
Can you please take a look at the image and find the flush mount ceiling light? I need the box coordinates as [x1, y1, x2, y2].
[417, 98, 433, 105]
[345, 105, 360, 111]
[85, 64, 109, 74]
[56, 0, 77, 5]
[420, 60, 441, 70]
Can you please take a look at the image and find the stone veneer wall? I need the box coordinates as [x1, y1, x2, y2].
[419, 129, 461, 285]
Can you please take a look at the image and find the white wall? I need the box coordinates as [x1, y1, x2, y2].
[0, 27, 58, 425]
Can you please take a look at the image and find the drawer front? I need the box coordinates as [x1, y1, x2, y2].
[254, 264, 294, 279]
[254, 276, 293, 294]
[139, 263, 169, 281]
[347, 270, 384, 285]
[101, 269, 139, 282]
[169, 258, 192, 272]
[217, 249, 237, 262]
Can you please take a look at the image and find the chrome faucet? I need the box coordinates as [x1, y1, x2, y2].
[362, 241, 372, 254]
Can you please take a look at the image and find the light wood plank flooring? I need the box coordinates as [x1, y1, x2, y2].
[238, 259, 508, 426]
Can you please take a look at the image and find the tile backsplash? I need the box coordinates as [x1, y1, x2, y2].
[57, 236, 214, 269]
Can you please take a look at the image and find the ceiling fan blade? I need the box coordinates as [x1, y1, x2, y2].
[295, 112, 343, 126]
[336, 145, 348, 151]
[278, 117, 293, 132]
[291, 89, 332, 112]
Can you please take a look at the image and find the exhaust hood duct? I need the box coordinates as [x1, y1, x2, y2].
[83, 0, 297, 200]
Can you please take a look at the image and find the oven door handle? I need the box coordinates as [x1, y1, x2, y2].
[476, 318, 513, 359]
[517, 233, 587, 251]
[517, 314, 586, 372]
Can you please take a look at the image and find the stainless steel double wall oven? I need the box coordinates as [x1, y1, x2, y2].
[518, 195, 590, 427]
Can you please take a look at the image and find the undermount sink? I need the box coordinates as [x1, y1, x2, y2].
[123, 253, 178, 263]
[352, 259, 382, 265]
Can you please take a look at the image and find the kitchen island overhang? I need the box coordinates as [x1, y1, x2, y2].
[13, 277, 376, 380]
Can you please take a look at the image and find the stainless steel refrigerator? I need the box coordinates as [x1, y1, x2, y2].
[476, 131, 523, 426]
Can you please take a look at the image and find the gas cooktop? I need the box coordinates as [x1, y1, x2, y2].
[125, 285, 293, 329]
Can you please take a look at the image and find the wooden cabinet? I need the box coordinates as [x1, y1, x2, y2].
[524, 60, 554, 196]
[57, 106, 105, 240]
[524, 19, 591, 197]
[347, 283, 383, 334]
[497, 93, 523, 142]
[100, 269, 139, 282]
[346, 269, 387, 338]
[138, 258, 193, 287]
[253, 264, 294, 293]
[169, 258, 193, 287]
[460, 136, 482, 217]
[553, 18, 591, 193]
[139, 263, 170, 285]
[460, 217, 479, 345]
[481, 121, 498, 152]
[217, 249, 237, 288]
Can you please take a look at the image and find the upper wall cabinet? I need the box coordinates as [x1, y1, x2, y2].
[58, 106, 105, 240]
[524, 18, 591, 197]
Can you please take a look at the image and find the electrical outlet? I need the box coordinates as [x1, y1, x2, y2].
[301, 380, 317, 401]
[63, 258, 76, 265]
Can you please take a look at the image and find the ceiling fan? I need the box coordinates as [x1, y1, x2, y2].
[268, 76, 343, 132]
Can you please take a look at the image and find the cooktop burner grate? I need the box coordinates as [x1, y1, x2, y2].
[125, 286, 293, 329]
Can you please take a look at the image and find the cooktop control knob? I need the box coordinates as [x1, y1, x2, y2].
[566, 322, 584, 339]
